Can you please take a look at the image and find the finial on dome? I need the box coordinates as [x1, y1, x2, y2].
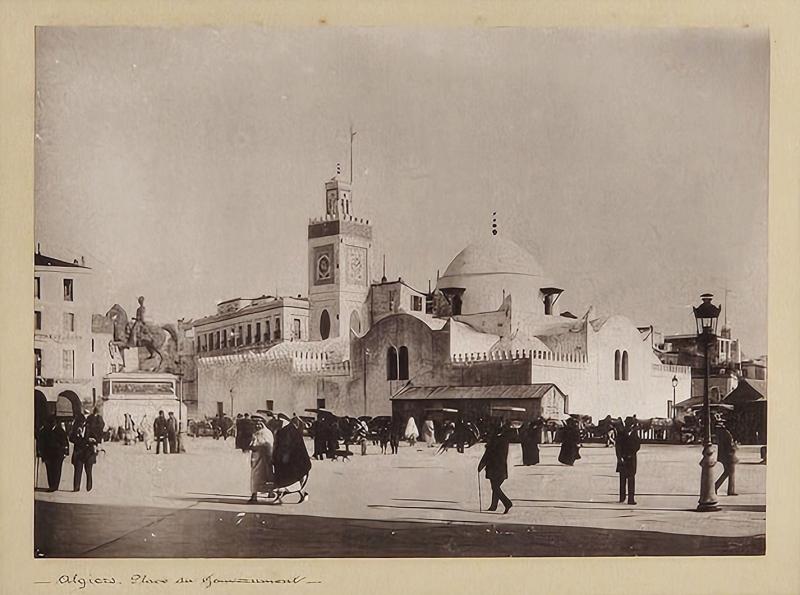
[491, 212, 498, 236]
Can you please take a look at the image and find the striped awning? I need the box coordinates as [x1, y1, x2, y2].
[391, 383, 564, 401]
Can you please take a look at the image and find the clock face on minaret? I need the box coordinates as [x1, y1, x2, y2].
[307, 176, 372, 341]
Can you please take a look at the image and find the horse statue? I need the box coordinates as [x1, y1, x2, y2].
[106, 303, 178, 373]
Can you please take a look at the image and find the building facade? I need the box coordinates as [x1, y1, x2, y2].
[195, 173, 691, 423]
[34, 251, 111, 419]
[193, 295, 310, 356]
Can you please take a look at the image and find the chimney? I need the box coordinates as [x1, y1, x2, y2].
[36, 243, 41, 254]
[80, 256, 85, 266]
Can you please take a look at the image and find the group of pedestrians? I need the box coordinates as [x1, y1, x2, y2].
[152, 410, 179, 454]
[37, 407, 105, 493]
[475, 413, 741, 513]
[248, 413, 311, 503]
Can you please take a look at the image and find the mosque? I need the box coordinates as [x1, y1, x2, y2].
[195, 174, 691, 423]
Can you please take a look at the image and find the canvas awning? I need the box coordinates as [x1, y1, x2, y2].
[391, 383, 565, 401]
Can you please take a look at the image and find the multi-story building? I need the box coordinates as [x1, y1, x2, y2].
[659, 325, 742, 401]
[34, 250, 108, 420]
[741, 357, 767, 382]
[192, 295, 310, 359]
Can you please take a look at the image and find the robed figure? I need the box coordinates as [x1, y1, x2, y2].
[558, 418, 582, 466]
[520, 419, 542, 466]
[273, 416, 312, 487]
[248, 416, 276, 502]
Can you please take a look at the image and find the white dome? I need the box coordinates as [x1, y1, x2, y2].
[441, 236, 546, 279]
[438, 235, 555, 315]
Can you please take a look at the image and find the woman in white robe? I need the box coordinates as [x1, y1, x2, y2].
[248, 417, 275, 503]
[404, 417, 419, 446]
[139, 415, 152, 450]
[422, 419, 436, 447]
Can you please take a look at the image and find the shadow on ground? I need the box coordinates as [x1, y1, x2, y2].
[35, 501, 764, 558]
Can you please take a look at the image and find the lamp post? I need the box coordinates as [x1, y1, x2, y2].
[363, 348, 370, 417]
[671, 375, 678, 421]
[693, 293, 722, 512]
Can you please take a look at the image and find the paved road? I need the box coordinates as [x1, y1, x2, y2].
[34, 437, 766, 557]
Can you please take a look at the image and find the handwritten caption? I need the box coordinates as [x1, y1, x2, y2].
[43, 574, 320, 589]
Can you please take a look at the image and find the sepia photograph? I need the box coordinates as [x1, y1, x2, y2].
[31, 26, 768, 559]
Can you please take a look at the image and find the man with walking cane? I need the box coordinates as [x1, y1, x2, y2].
[477, 421, 513, 514]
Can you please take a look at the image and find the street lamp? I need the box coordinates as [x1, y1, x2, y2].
[693, 293, 722, 512]
[363, 348, 370, 417]
[671, 375, 678, 421]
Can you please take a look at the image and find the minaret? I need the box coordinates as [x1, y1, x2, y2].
[307, 165, 372, 341]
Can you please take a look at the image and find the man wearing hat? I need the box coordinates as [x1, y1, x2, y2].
[153, 410, 168, 454]
[478, 421, 514, 514]
[69, 414, 99, 492]
[615, 416, 641, 505]
[714, 415, 739, 496]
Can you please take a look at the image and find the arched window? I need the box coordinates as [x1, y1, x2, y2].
[614, 350, 621, 380]
[452, 294, 463, 316]
[386, 347, 398, 380]
[622, 351, 629, 381]
[320, 309, 331, 340]
[398, 346, 409, 380]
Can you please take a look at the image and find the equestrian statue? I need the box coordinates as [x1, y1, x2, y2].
[106, 296, 178, 373]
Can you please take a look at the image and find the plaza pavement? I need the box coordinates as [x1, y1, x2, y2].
[33, 436, 765, 557]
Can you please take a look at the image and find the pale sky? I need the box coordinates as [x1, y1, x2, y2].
[35, 27, 768, 356]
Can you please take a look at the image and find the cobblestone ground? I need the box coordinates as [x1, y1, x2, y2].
[34, 437, 765, 557]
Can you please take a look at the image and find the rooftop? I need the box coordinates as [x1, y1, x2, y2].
[441, 235, 547, 280]
[34, 252, 90, 269]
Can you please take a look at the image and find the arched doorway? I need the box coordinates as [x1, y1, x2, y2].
[56, 390, 82, 419]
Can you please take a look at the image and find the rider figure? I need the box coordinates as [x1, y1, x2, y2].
[129, 296, 146, 347]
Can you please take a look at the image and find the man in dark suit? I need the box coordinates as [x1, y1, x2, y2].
[86, 407, 105, 444]
[615, 416, 641, 505]
[478, 422, 513, 514]
[153, 410, 168, 454]
[39, 416, 69, 492]
[70, 416, 98, 492]
[166, 411, 179, 454]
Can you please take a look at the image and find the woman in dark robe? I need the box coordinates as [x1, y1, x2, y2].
[520, 418, 542, 466]
[273, 414, 312, 487]
[312, 418, 327, 460]
[326, 416, 340, 459]
[558, 417, 582, 466]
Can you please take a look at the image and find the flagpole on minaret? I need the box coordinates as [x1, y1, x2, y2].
[349, 125, 357, 184]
